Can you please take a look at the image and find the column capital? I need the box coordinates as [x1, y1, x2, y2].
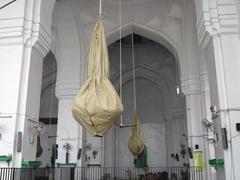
[181, 74, 201, 95]
[200, 70, 209, 93]
[195, 0, 240, 49]
[55, 81, 81, 100]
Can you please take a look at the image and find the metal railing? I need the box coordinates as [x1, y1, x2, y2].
[0, 167, 203, 180]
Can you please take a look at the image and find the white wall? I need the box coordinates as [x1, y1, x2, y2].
[204, 40, 225, 180]
[56, 98, 82, 165]
[21, 47, 44, 162]
[85, 135, 103, 166]
[0, 0, 55, 167]
[166, 117, 188, 167]
[0, 45, 23, 167]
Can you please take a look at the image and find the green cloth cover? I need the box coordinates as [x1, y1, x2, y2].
[134, 145, 147, 168]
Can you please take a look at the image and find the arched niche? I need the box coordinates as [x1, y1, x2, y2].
[39, 51, 58, 119]
[106, 21, 183, 86]
[38, 51, 58, 167]
[111, 65, 173, 110]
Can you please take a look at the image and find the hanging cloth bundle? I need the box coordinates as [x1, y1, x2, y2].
[72, 19, 123, 137]
[36, 134, 43, 158]
[128, 34, 144, 159]
[128, 112, 144, 159]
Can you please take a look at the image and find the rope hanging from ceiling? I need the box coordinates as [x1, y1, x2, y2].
[128, 33, 145, 159]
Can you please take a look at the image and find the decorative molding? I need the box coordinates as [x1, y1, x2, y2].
[196, 1, 240, 49]
[200, 71, 209, 92]
[32, 28, 51, 57]
[0, 0, 52, 56]
[55, 81, 81, 100]
[0, 18, 51, 52]
[181, 74, 201, 95]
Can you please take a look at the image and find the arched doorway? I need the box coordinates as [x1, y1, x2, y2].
[37, 51, 58, 167]
[104, 34, 188, 168]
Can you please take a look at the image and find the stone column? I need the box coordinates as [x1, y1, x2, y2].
[55, 84, 83, 165]
[210, 33, 240, 180]
[195, 0, 240, 180]
[53, 0, 86, 166]
[182, 0, 204, 153]
[182, 1, 206, 180]
[199, 49, 216, 180]
[0, 0, 55, 167]
[182, 78, 204, 155]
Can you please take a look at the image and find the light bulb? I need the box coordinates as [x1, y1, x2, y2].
[176, 85, 180, 95]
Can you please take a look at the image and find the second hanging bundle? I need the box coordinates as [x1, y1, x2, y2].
[128, 112, 144, 159]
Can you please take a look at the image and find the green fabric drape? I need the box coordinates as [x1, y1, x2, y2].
[134, 145, 148, 168]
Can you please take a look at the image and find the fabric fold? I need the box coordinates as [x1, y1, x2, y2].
[128, 112, 144, 159]
[72, 19, 123, 137]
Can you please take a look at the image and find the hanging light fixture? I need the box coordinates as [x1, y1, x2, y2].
[176, 85, 180, 95]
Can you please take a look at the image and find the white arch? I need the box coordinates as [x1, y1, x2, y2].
[106, 21, 183, 82]
[111, 65, 174, 108]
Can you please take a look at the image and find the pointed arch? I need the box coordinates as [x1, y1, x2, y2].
[106, 21, 183, 88]
[111, 65, 174, 109]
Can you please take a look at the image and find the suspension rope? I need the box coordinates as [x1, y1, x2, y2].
[172, 18, 179, 95]
[99, 0, 102, 16]
[119, 0, 123, 125]
[131, 33, 137, 111]
[47, 15, 58, 151]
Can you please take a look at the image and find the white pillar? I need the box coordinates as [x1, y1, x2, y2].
[183, 88, 204, 154]
[195, 0, 240, 179]
[211, 33, 240, 180]
[182, 0, 204, 153]
[53, 0, 85, 166]
[199, 49, 217, 180]
[0, 0, 55, 167]
[55, 91, 83, 166]
[182, 1, 206, 179]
